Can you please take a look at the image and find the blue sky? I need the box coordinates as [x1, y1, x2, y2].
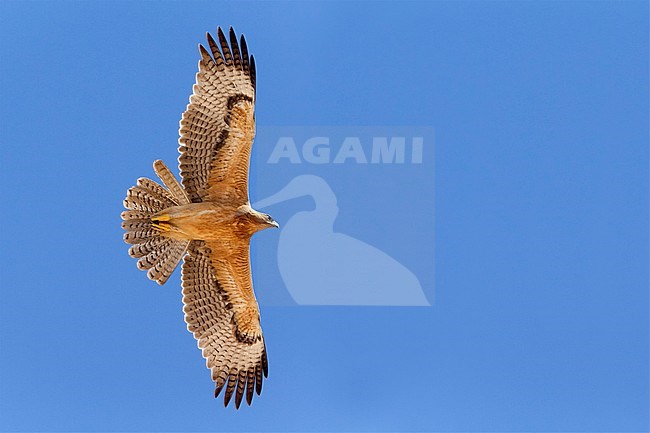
[0, 1, 648, 431]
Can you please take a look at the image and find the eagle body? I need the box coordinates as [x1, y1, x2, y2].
[152, 202, 274, 245]
[121, 27, 274, 409]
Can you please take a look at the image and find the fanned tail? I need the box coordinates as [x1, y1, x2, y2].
[121, 160, 191, 285]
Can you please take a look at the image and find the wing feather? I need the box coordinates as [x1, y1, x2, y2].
[255, 364, 263, 395]
[182, 241, 267, 408]
[235, 370, 247, 409]
[178, 27, 255, 204]
[229, 27, 243, 69]
[245, 368, 255, 405]
[240, 35, 250, 72]
[250, 55, 256, 94]
[224, 368, 237, 407]
[206, 32, 224, 66]
[218, 27, 234, 66]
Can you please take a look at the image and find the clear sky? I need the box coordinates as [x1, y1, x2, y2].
[0, 1, 648, 431]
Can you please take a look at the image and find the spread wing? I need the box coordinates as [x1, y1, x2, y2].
[182, 241, 267, 409]
[178, 27, 256, 204]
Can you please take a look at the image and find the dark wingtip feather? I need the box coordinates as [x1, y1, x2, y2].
[217, 27, 232, 65]
[255, 365, 263, 396]
[246, 369, 255, 406]
[234, 371, 246, 409]
[206, 31, 223, 64]
[223, 371, 237, 407]
[217, 27, 227, 44]
[215, 383, 224, 398]
[262, 346, 269, 378]
[250, 54, 256, 91]
[240, 34, 250, 73]
[198, 44, 212, 62]
[229, 27, 242, 68]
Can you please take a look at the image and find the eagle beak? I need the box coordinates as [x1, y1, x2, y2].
[270, 220, 280, 229]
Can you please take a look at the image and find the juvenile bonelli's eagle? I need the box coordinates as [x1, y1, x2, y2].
[121, 27, 277, 409]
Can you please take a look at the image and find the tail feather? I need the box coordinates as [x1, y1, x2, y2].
[154, 159, 190, 205]
[123, 228, 159, 244]
[137, 177, 178, 204]
[147, 240, 190, 285]
[121, 218, 152, 232]
[124, 186, 174, 213]
[121, 160, 190, 285]
[128, 236, 170, 258]
[121, 210, 154, 221]
[137, 239, 173, 270]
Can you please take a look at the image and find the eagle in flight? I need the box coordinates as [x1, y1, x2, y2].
[121, 27, 276, 409]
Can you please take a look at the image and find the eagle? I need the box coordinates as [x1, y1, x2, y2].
[120, 27, 276, 409]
